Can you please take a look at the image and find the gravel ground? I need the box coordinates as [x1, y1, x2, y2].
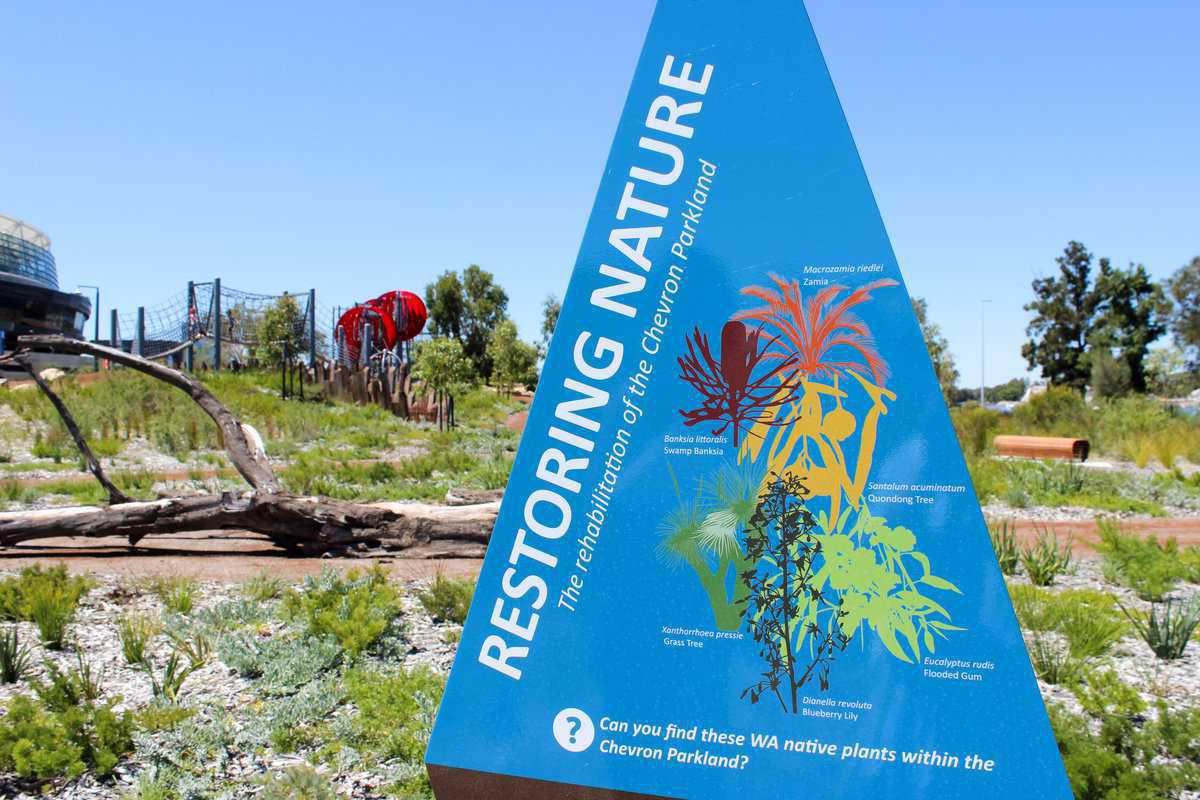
[0, 573, 461, 800]
[0, 557, 1194, 798]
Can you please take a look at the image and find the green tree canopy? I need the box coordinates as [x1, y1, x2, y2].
[1168, 256, 1200, 371]
[412, 337, 476, 430]
[255, 294, 306, 369]
[540, 294, 562, 355]
[423, 265, 509, 378]
[425, 271, 466, 342]
[1089, 262, 1171, 393]
[487, 319, 539, 395]
[910, 296, 959, 403]
[1022, 241, 1170, 393]
[1022, 241, 1101, 392]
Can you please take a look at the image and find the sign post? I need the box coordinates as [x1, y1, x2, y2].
[427, 2, 1071, 798]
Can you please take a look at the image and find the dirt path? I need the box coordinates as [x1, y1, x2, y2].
[1005, 516, 1200, 554]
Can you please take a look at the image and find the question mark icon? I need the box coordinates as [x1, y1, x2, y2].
[553, 708, 595, 752]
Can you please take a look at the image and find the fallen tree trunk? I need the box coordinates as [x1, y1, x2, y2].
[0, 496, 498, 555]
[0, 336, 501, 556]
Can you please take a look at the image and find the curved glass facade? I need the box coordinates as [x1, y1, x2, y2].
[0, 230, 59, 289]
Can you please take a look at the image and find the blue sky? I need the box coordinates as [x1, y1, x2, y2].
[4, 0, 1197, 386]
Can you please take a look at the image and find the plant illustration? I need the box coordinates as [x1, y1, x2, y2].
[814, 504, 964, 665]
[677, 320, 801, 447]
[659, 461, 763, 630]
[736, 274, 898, 385]
[740, 472, 848, 712]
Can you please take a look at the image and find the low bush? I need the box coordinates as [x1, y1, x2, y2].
[281, 568, 404, 659]
[1097, 523, 1186, 601]
[988, 521, 1019, 575]
[0, 626, 33, 683]
[0, 691, 135, 780]
[1121, 597, 1200, 660]
[0, 564, 92, 623]
[36, 657, 106, 710]
[417, 574, 476, 625]
[345, 666, 445, 795]
[1052, 669, 1200, 799]
[149, 577, 197, 615]
[118, 612, 161, 665]
[243, 573, 285, 602]
[259, 764, 338, 800]
[1019, 528, 1073, 586]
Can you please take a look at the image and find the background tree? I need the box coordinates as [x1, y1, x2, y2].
[911, 296, 959, 403]
[461, 265, 509, 379]
[1168, 256, 1200, 371]
[412, 337, 475, 430]
[424, 271, 466, 342]
[1089, 262, 1171, 393]
[540, 294, 562, 356]
[1022, 241, 1101, 392]
[254, 294, 306, 369]
[487, 319, 539, 396]
[423, 265, 509, 379]
[1089, 348, 1132, 399]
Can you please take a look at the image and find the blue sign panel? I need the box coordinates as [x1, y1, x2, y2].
[427, 1, 1070, 797]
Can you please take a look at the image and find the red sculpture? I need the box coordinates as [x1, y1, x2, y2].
[336, 290, 427, 364]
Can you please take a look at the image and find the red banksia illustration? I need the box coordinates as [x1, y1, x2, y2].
[677, 320, 800, 447]
[736, 274, 898, 385]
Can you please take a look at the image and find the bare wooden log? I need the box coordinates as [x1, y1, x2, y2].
[14, 335, 282, 492]
[14, 358, 130, 505]
[0, 496, 499, 555]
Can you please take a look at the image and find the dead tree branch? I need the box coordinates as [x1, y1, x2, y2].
[0, 336, 499, 556]
[14, 357, 130, 505]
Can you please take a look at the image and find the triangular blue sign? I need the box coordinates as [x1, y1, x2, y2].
[427, 2, 1070, 797]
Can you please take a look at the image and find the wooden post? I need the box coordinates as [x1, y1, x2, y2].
[213, 277, 222, 372]
[308, 288, 317, 367]
[135, 306, 145, 357]
[186, 281, 195, 371]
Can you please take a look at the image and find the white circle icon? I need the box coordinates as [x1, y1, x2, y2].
[552, 708, 595, 752]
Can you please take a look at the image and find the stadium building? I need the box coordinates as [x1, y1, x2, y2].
[0, 214, 92, 372]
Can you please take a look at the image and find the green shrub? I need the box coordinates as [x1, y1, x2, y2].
[988, 521, 1019, 575]
[346, 666, 445, 794]
[281, 567, 404, 659]
[1011, 386, 1092, 439]
[1121, 597, 1200, 660]
[150, 577, 197, 615]
[417, 574, 476, 624]
[139, 652, 199, 703]
[28, 584, 80, 650]
[950, 405, 1004, 460]
[1019, 528, 1073, 586]
[0, 693, 134, 780]
[217, 631, 341, 695]
[0, 563, 92, 622]
[259, 764, 338, 800]
[36, 656, 105, 710]
[1026, 631, 1081, 685]
[1052, 669, 1200, 799]
[0, 625, 33, 683]
[1097, 523, 1185, 601]
[118, 612, 160, 665]
[243, 573, 285, 601]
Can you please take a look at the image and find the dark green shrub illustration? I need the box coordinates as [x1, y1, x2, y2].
[739, 472, 848, 712]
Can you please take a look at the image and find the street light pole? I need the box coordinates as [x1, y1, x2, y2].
[980, 299, 992, 405]
[78, 285, 100, 371]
